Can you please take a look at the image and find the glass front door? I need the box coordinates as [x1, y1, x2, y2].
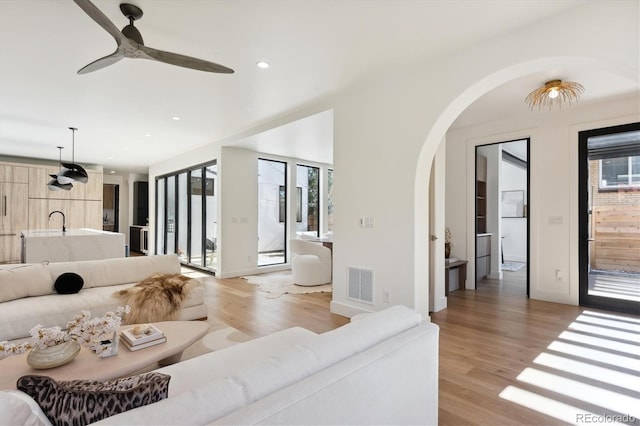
[579, 122, 640, 314]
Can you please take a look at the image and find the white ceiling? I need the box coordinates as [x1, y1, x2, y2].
[0, 0, 636, 174]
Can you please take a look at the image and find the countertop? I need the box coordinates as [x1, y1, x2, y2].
[21, 228, 124, 238]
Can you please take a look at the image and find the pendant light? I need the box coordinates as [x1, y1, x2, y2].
[48, 146, 74, 191]
[57, 127, 88, 184]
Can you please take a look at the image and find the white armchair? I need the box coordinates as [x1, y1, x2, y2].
[290, 239, 332, 286]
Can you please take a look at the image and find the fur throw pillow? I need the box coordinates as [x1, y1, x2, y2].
[114, 273, 199, 324]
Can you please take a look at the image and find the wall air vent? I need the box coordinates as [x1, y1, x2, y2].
[347, 266, 374, 304]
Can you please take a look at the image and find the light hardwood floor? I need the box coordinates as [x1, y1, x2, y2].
[200, 271, 639, 425]
[433, 271, 639, 425]
[198, 274, 349, 337]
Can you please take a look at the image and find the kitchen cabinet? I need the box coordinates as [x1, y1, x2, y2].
[2, 160, 104, 262]
[0, 182, 29, 262]
[133, 181, 148, 226]
[0, 165, 28, 183]
[476, 233, 491, 279]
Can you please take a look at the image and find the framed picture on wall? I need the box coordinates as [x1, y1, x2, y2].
[501, 190, 524, 218]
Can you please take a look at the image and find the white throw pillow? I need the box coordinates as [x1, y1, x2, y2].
[0, 390, 52, 426]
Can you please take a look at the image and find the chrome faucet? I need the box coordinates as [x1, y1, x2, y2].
[49, 210, 66, 233]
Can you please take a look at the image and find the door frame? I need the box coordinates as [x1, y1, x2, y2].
[578, 121, 640, 314]
[474, 138, 530, 296]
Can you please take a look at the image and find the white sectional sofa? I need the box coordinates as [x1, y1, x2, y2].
[0, 254, 206, 342]
[1, 305, 439, 425]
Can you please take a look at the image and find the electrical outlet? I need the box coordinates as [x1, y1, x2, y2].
[555, 269, 562, 281]
[383, 289, 390, 303]
[360, 216, 375, 228]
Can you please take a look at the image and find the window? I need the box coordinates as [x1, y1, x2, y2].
[599, 156, 640, 189]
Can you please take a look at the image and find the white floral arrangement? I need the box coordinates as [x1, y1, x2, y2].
[445, 227, 454, 246]
[0, 306, 130, 356]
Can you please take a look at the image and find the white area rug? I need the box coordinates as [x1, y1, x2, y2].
[501, 262, 526, 272]
[241, 273, 332, 299]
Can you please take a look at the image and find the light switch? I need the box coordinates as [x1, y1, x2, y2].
[548, 216, 563, 225]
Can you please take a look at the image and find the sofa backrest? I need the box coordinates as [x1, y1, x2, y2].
[48, 254, 181, 289]
[0, 264, 52, 302]
[0, 254, 181, 303]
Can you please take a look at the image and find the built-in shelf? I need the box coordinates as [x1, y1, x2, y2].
[476, 180, 487, 234]
[476, 154, 490, 279]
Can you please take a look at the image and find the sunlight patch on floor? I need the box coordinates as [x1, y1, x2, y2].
[533, 352, 640, 392]
[499, 386, 615, 425]
[547, 341, 640, 371]
[575, 314, 640, 332]
[516, 368, 640, 417]
[500, 310, 639, 422]
[568, 321, 639, 342]
[558, 331, 638, 357]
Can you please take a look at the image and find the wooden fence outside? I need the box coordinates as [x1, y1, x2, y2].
[590, 205, 640, 273]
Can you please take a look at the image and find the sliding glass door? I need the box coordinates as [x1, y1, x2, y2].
[156, 160, 218, 272]
[579, 122, 640, 314]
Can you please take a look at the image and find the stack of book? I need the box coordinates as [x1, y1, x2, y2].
[120, 324, 166, 351]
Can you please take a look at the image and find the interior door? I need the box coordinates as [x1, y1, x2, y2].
[578, 122, 640, 315]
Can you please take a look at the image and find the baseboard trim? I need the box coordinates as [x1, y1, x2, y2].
[218, 264, 291, 279]
[504, 256, 527, 263]
[488, 271, 503, 280]
[330, 301, 372, 318]
[432, 296, 447, 313]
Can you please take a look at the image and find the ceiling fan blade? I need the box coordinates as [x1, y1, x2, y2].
[140, 45, 234, 74]
[78, 50, 124, 74]
[73, 0, 127, 45]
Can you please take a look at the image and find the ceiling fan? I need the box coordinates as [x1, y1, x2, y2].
[73, 0, 234, 74]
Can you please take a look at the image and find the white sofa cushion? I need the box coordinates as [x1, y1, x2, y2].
[305, 304, 422, 365]
[0, 264, 52, 302]
[48, 254, 181, 289]
[0, 282, 205, 342]
[232, 305, 422, 403]
[93, 327, 318, 425]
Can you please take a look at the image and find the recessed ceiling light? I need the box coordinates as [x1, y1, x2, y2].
[110, 170, 116, 174]
[256, 61, 269, 69]
[107, 156, 113, 160]
[172, 116, 180, 121]
[145, 133, 152, 137]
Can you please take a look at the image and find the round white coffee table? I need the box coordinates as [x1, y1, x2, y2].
[0, 321, 208, 390]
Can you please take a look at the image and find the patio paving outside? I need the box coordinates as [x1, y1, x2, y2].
[588, 270, 640, 302]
